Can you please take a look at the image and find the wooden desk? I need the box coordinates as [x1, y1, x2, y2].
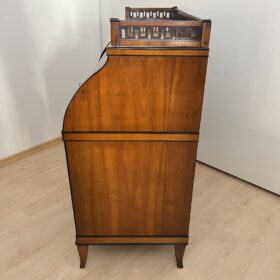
[62, 7, 211, 269]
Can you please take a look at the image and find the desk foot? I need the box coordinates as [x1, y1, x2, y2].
[77, 245, 88, 268]
[175, 244, 186, 268]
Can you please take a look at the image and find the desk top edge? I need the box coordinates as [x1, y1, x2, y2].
[106, 47, 209, 57]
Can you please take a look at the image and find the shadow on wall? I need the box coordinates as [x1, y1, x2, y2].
[42, 1, 104, 133]
[0, 1, 102, 157]
[0, 2, 47, 152]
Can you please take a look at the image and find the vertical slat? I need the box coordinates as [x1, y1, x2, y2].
[201, 20, 212, 48]
[171, 6, 178, 19]
[110, 18, 120, 46]
[125, 7, 130, 20]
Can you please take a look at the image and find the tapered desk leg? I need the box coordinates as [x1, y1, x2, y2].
[77, 245, 88, 268]
[175, 244, 186, 268]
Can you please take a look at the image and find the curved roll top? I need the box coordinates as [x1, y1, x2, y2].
[63, 48, 208, 133]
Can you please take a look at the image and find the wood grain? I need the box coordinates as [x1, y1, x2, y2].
[110, 19, 120, 46]
[62, 47, 209, 267]
[65, 141, 197, 236]
[63, 55, 208, 132]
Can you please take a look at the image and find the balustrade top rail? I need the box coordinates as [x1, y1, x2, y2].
[110, 7, 211, 48]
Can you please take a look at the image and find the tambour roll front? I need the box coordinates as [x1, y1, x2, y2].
[62, 7, 211, 269]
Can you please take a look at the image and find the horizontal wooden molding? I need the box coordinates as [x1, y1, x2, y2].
[107, 48, 209, 57]
[76, 236, 188, 245]
[0, 137, 62, 168]
[62, 133, 199, 142]
[119, 40, 201, 48]
[120, 20, 202, 27]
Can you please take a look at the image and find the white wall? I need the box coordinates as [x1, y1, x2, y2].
[0, 0, 103, 159]
[100, 0, 280, 194]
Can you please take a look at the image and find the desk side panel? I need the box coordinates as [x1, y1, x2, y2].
[65, 141, 197, 236]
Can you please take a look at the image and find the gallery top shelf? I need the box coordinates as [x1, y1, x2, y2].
[110, 7, 211, 48]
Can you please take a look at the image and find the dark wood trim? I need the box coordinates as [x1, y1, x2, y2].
[77, 234, 189, 238]
[119, 20, 202, 27]
[110, 7, 211, 48]
[108, 54, 209, 58]
[107, 46, 209, 51]
[63, 131, 199, 134]
[63, 142, 79, 232]
[119, 40, 201, 48]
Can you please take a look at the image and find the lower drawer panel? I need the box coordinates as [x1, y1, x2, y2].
[65, 141, 197, 236]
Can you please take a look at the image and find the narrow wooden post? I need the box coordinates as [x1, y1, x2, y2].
[110, 18, 120, 47]
[171, 6, 178, 19]
[201, 20, 212, 48]
[125, 7, 130, 20]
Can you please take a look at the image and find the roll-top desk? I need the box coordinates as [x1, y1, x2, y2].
[62, 7, 211, 269]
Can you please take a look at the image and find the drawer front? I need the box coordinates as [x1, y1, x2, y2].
[65, 140, 197, 236]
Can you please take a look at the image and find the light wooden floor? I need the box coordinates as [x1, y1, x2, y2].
[0, 143, 279, 280]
